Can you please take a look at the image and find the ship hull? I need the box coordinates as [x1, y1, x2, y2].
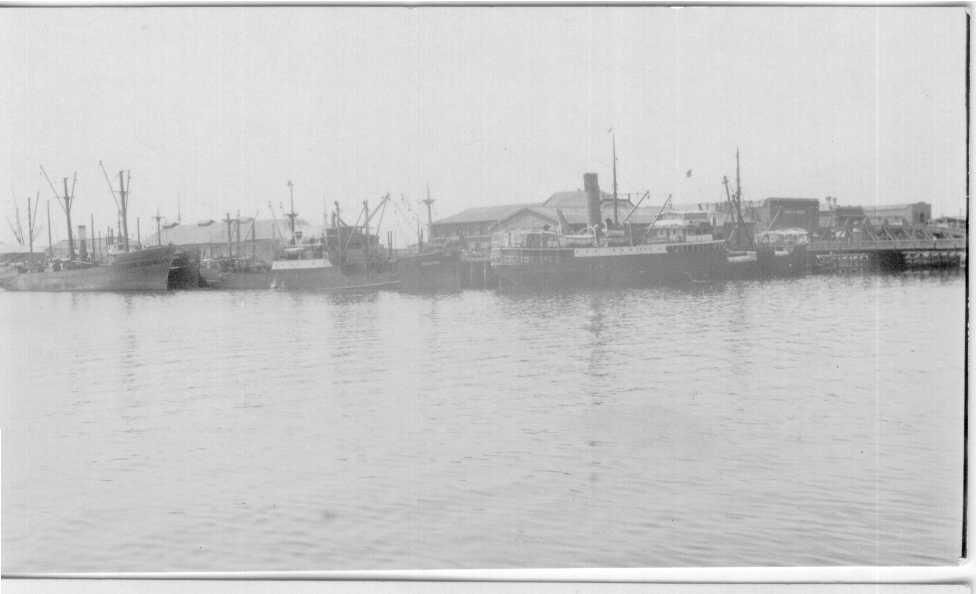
[493, 242, 728, 290]
[396, 252, 462, 292]
[200, 269, 272, 290]
[0, 246, 175, 292]
[270, 259, 399, 292]
[757, 245, 808, 277]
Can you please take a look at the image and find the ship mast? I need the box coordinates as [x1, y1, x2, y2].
[334, 201, 343, 269]
[224, 212, 234, 258]
[46, 199, 53, 256]
[735, 148, 742, 204]
[611, 130, 619, 225]
[421, 184, 435, 244]
[286, 180, 298, 245]
[98, 161, 131, 252]
[153, 209, 163, 246]
[41, 166, 77, 260]
[29, 193, 40, 255]
[722, 148, 751, 248]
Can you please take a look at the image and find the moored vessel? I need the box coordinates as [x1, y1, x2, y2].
[490, 173, 728, 290]
[0, 245, 177, 292]
[268, 193, 398, 292]
[755, 227, 809, 276]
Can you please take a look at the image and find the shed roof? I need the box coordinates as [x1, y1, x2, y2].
[543, 191, 607, 208]
[150, 218, 320, 245]
[432, 203, 533, 226]
[764, 197, 821, 206]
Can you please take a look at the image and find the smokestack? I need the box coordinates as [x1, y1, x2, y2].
[78, 225, 88, 261]
[584, 172, 601, 228]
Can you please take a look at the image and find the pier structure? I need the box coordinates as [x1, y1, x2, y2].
[808, 237, 966, 272]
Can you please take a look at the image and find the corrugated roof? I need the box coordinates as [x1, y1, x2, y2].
[862, 203, 929, 212]
[544, 191, 602, 208]
[150, 218, 321, 245]
[432, 203, 535, 225]
[543, 190, 636, 209]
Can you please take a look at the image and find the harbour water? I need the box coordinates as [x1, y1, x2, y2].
[0, 271, 965, 573]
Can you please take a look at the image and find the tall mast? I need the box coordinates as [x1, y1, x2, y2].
[286, 180, 297, 245]
[26, 196, 34, 255]
[611, 131, 619, 225]
[136, 217, 141, 247]
[334, 201, 343, 269]
[235, 210, 241, 256]
[153, 209, 163, 246]
[41, 167, 77, 259]
[99, 161, 130, 252]
[224, 212, 234, 258]
[119, 170, 130, 252]
[735, 148, 742, 202]
[62, 178, 75, 259]
[27, 193, 40, 256]
[46, 200, 52, 257]
[362, 199, 370, 263]
[421, 184, 435, 241]
[251, 214, 257, 260]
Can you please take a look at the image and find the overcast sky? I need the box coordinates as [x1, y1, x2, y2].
[1, 6, 967, 246]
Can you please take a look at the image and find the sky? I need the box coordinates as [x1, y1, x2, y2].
[0, 6, 968, 247]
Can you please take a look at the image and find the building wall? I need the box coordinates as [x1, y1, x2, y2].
[495, 210, 557, 232]
[865, 203, 931, 226]
[189, 239, 279, 262]
[431, 220, 496, 239]
[762, 199, 820, 233]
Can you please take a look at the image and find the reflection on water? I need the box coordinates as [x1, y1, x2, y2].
[0, 271, 965, 572]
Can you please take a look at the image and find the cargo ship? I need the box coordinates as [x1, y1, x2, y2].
[199, 256, 271, 290]
[0, 245, 177, 292]
[755, 227, 809, 276]
[395, 244, 463, 292]
[268, 194, 398, 292]
[490, 173, 728, 290]
[393, 186, 496, 292]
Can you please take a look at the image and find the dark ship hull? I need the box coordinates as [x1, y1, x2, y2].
[0, 246, 176, 292]
[270, 259, 398, 292]
[492, 241, 729, 290]
[395, 252, 463, 292]
[757, 245, 808, 277]
[202, 270, 272, 290]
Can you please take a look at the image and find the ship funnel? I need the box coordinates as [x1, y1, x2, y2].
[77, 225, 88, 261]
[584, 173, 601, 228]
